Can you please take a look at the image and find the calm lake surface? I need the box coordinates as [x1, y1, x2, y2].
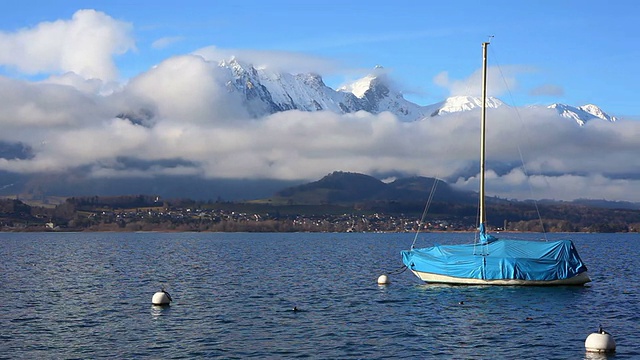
[1, 232, 638, 359]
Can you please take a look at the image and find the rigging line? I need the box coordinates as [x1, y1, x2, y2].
[410, 176, 439, 249]
[488, 45, 548, 241]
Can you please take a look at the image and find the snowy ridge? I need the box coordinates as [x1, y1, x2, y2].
[426, 96, 505, 117]
[548, 103, 618, 126]
[220, 59, 428, 121]
[215, 58, 615, 125]
[221, 58, 345, 116]
[340, 73, 430, 121]
[222, 58, 366, 117]
[339, 73, 377, 98]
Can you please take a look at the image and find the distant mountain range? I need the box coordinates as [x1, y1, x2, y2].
[219, 60, 429, 121]
[546, 103, 618, 125]
[207, 58, 618, 125]
[1, 60, 621, 203]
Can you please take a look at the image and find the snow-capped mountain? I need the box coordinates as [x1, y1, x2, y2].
[220, 59, 428, 121]
[222, 58, 351, 117]
[425, 96, 505, 117]
[337, 69, 429, 121]
[207, 58, 616, 126]
[548, 103, 618, 126]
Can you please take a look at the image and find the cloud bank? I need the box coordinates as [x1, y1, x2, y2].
[0, 10, 639, 202]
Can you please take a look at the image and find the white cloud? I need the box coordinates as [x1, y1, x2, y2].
[0, 9, 134, 80]
[450, 110, 640, 201]
[434, 65, 529, 98]
[125, 54, 249, 123]
[151, 36, 184, 50]
[3, 65, 640, 202]
[0, 14, 639, 202]
[40, 72, 108, 94]
[0, 75, 110, 129]
[193, 46, 342, 74]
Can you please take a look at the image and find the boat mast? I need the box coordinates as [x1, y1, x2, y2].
[479, 41, 489, 231]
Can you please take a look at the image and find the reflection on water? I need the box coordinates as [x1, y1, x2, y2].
[151, 305, 171, 319]
[584, 351, 615, 360]
[1, 232, 638, 359]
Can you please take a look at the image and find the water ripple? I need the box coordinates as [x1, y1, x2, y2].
[1, 232, 638, 359]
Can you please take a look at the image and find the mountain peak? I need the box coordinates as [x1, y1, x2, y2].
[548, 103, 617, 126]
[339, 74, 382, 99]
[219, 57, 258, 78]
[579, 104, 617, 122]
[427, 96, 505, 117]
[338, 66, 392, 99]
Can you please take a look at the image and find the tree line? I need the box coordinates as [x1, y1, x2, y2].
[1, 195, 639, 233]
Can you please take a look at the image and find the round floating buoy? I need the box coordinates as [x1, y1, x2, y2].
[585, 326, 616, 353]
[377, 274, 390, 285]
[152, 289, 172, 306]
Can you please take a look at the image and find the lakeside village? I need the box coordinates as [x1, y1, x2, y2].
[3, 195, 636, 233]
[21, 207, 474, 233]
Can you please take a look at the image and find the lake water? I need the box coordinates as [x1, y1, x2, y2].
[1, 232, 638, 359]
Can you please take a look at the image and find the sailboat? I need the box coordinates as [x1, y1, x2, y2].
[401, 42, 591, 286]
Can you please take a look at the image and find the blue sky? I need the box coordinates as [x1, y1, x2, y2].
[1, 1, 640, 202]
[1, 0, 637, 117]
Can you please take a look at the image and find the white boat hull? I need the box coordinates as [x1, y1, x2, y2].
[410, 270, 591, 286]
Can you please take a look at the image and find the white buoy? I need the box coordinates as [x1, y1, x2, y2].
[585, 326, 616, 353]
[377, 274, 390, 285]
[152, 290, 172, 306]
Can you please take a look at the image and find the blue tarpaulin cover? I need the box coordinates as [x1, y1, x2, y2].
[401, 236, 588, 282]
